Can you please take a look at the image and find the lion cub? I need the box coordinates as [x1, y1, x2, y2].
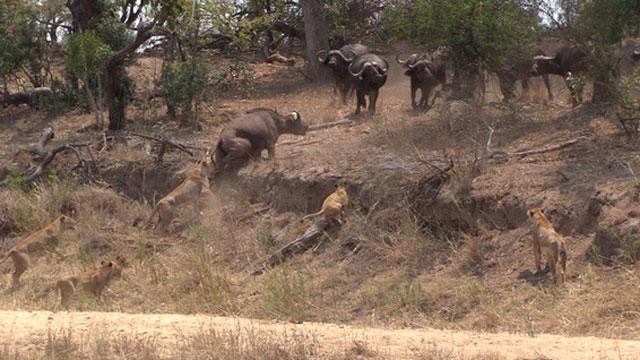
[0, 215, 75, 288]
[145, 156, 214, 231]
[528, 208, 567, 284]
[302, 184, 349, 224]
[57, 256, 127, 309]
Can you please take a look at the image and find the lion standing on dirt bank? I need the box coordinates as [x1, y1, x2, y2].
[528, 207, 567, 284]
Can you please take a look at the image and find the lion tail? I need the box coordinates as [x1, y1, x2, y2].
[301, 210, 324, 222]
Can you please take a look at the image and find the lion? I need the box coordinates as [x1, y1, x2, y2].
[57, 256, 127, 308]
[302, 184, 349, 224]
[0, 214, 75, 288]
[528, 207, 567, 284]
[144, 156, 214, 231]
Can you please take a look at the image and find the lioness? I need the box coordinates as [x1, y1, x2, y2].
[145, 156, 214, 231]
[57, 256, 127, 308]
[302, 184, 349, 224]
[528, 207, 567, 284]
[0, 214, 75, 288]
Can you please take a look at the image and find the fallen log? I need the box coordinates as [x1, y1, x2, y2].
[308, 119, 354, 132]
[127, 132, 195, 160]
[252, 218, 335, 275]
[265, 52, 295, 66]
[489, 137, 584, 161]
[0, 87, 53, 109]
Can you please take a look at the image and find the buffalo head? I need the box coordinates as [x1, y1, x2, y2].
[396, 53, 429, 67]
[407, 60, 437, 81]
[283, 111, 307, 135]
[349, 60, 388, 81]
[633, 46, 640, 61]
[531, 55, 560, 76]
[317, 50, 353, 70]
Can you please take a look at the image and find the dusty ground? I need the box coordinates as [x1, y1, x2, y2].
[2, 310, 640, 359]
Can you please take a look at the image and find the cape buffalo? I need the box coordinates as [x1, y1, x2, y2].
[214, 108, 307, 172]
[532, 46, 589, 107]
[397, 53, 447, 111]
[348, 53, 389, 115]
[317, 44, 370, 104]
[496, 54, 553, 102]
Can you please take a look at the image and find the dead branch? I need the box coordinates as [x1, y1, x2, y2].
[512, 137, 583, 158]
[127, 132, 194, 159]
[26, 141, 95, 184]
[278, 139, 321, 147]
[33, 125, 55, 157]
[488, 137, 584, 161]
[308, 119, 354, 132]
[252, 218, 336, 276]
[404, 162, 453, 211]
[0, 87, 52, 108]
[265, 52, 295, 66]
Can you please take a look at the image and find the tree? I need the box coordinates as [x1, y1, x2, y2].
[0, 1, 50, 89]
[66, 31, 111, 128]
[301, 0, 330, 81]
[574, 0, 640, 103]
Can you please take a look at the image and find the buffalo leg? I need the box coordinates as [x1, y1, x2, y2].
[266, 143, 276, 159]
[355, 89, 365, 114]
[421, 86, 433, 112]
[520, 78, 530, 101]
[542, 74, 553, 100]
[410, 79, 418, 109]
[222, 137, 253, 165]
[369, 89, 379, 115]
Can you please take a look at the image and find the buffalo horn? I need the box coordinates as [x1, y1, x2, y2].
[329, 50, 353, 62]
[317, 50, 328, 63]
[349, 61, 371, 77]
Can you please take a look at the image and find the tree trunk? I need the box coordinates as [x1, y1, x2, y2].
[106, 64, 126, 130]
[67, 0, 102, 32]
[451, 64, 480, 100]
[301, 0, 330, 82]
[81, 78, 102, 128]
[591, 75, 615, 104]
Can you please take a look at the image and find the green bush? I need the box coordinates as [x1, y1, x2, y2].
[160, 58, 208, 119]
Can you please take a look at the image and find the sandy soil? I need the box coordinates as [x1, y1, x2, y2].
[1, 310, 640, 359]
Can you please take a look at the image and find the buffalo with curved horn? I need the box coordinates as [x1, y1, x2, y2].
[348, 53, 389, 115]
[397, 53, 446, 111]
[317, 44, 370, 104]
[531, 46, 589, 107]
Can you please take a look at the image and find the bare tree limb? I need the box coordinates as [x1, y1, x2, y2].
[308, 119, 354, 131]
[127, 132, 195, 157]
[33, 125, 55, 157]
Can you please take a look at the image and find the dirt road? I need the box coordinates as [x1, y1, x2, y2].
[1, 310, 639, 359]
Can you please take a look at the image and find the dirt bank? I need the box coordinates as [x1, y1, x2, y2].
[1, 310, 639, 359]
